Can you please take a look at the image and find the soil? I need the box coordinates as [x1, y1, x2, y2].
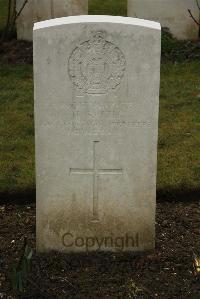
[0, 200, 199, 299]
[0, 40, 33, 64]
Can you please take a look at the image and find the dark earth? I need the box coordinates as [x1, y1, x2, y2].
[0, 199, 199, 299]
[0, 40, 33, 64]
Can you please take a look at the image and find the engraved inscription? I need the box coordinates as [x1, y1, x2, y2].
[68, 31, 126, 95]
[70, 141, 123, 221]
[40, 101, 152, 136]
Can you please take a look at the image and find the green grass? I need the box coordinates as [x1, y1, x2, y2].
[89, 0, 127, 16]
[0, 62, 200, 199]
[158, 62, 200, 197]
[0, 0, 8, 32]
[0, 64, 34, 195]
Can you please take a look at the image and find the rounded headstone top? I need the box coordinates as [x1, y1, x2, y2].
[33, 15, 161, 31]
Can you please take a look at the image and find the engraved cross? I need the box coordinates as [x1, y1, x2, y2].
[70, 141, 123, 221]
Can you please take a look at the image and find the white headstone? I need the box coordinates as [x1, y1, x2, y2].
[34, 16, 161, 253]
[16, 0, 88, 41]
[128, 0, 199, 40]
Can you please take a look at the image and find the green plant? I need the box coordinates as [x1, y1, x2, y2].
[193, 251, 200, 276]
[119, 279, 143, 298]
[161, 27, 200, 62]
[10, 239, 33, 292]
[126, 279, 143, 299]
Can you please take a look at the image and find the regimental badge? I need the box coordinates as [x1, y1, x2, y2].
[68, 31, 126, 95]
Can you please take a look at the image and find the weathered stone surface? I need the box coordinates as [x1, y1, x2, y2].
[34, 16, 161, 252]
[16, 0, 88, 41]
[16, 0, 34, 41]
[128, 0, 199, 40]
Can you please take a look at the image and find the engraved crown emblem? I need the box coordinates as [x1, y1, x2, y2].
[68, 31, 126, 95]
